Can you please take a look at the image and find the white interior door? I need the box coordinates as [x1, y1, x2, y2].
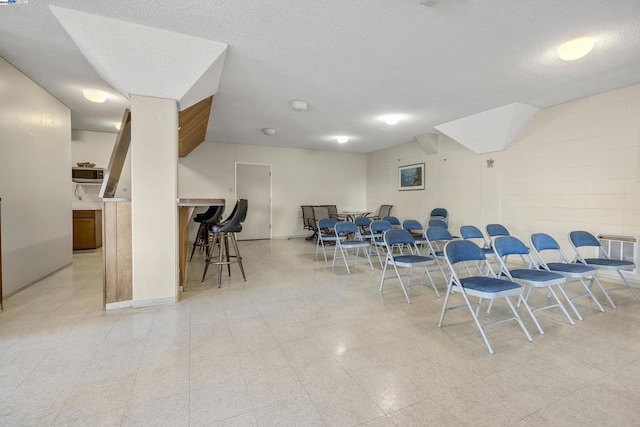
[236, 163, 271, 240]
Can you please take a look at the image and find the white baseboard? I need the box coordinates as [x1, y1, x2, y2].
[105, 296, 177, 310]
[105, 300, 132, 310]
[132, 296, 177, 308]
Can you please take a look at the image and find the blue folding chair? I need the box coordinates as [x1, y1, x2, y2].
[315, 218, 343, 261]
[355, 216, 374, 238]
[380, 229, 438, 303]
[370, 220, 392, 268]
[428, 219, 448, 229]
[486, 223, 510, 239]
[439, 240, 533, 355]
[494, 236, 575, 334]
[382, 216, 401, 229]
[425, 227, 453, 282]
[569, 231, 639, 306]
[460, 225, 497, 274]
[332, 221, 374, 274]
[403, 219, 428, 252]
[530, 233, 605, 320]
[429, 208, 448, 225]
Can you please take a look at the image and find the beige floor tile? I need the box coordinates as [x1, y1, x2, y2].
[245, 366, 307, 409]
[308, 381, 385, 427]
[190, 377, 252, 426]
[2, 239, 640, 426]
[254, 395, 325, 426]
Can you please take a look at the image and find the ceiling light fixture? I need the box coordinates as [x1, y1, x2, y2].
[336, 136, 349, 144]
[262, 128, 276, 136]
[557, 36, 595, 61]
[289, 99, 308, 111]
[83, 88, 107, 103]
[384, 115, 400, 125]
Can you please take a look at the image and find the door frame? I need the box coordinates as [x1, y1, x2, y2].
[234, 162, 272, 239]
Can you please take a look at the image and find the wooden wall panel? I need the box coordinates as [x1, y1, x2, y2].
[178, 96, 213, 157]
[103, 201, 132, 306]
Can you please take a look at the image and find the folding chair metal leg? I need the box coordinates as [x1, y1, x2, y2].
[560, 278, 584, 321]
[590, 276, 616, 309]
[517, 293, 544, 335]
[420, 266, 440, 297]
[505, 296, 533, 342]
[548, 285, 575, 326]
[393, 264, 412, 304]
[460, 290, 496, 355]
[618, 270, 640, 301]
[438, 284, 454, 327]
[580, 277, 605, 313]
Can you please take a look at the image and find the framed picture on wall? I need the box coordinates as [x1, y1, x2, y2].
[399, 163, 425, 191]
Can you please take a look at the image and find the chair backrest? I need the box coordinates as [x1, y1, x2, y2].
[199, 205, 220, 220]
[301, 205, 314, 227]
[205, 205, 225, 225]
[221, 200, 240, 223]
[460, 225, 484, 240]
[218, 199, 247, 232]
[378, 205, 393, 218]
[326, 205, 338, 218]
[370, 220, 392, 233]
[335, 221, 358, 236]
[402, 219, 423, 233]
[569, 231, 600, 248]
[428, 219, 448, 229]
[530, 233, 560, 252]
[486, 223, 510, 237]
[430, 208, 448, 221]
[384, 229, 415, 246]
[426, 226, 453, 242]
[445, 240, 486, 265]
[493, 236, 529, 257]
[318, 217, 337, 229]
[354, 216, 371, 227]
[382, 216, 400, 226]
[313, 205, 330, 222]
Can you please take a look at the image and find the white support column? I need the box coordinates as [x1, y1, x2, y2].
[130, 95, 179, 305]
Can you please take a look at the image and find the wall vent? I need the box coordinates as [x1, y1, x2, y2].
[597, 234, 638, 276]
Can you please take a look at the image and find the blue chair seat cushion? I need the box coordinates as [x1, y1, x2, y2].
[582, 258, 635, 268]
[393, 255, 432, 264]
[546, 263, 594, 274]
[509, 269, 564, 282]
[460, 277, 520, 293]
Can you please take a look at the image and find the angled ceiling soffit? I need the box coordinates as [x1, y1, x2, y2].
[50, 6, 227, 109]
[434, 103, 539, 154]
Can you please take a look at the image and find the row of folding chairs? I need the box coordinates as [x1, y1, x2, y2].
[317, 217, 638, 355]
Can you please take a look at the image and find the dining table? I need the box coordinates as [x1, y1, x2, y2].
[338, 211, 372, 221]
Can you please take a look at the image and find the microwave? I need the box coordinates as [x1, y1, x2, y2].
[72, 167, 105, 183]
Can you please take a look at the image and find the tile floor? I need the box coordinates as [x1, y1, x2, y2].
[1, 238, 640, 426]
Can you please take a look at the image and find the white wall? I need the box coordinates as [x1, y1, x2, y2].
[0, 57, 72, 296]
[367, 83, 640, 259]
[131, 95, 178, 303]
[71, 130, 131, 202]
[179, 141, 367, 238]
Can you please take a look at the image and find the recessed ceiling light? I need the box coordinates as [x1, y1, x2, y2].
[289, 99, 308, 111]
[557, 36, 595, 61]
[262, 128, 276, 136]
[384, 115, 400, 125]
[114, 122, 121, 131]
[83, 88, 107, 103]
[336, 136, 349, 144]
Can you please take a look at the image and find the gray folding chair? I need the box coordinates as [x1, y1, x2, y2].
[439, 240, 534, 355]
[494, 236, 575, 334]
[315, 217, 343, 261]
[530, 233, 606, 320]
[569, 230, 640, 306]
[332, 221, 374, 274]
[380, 229, 438, 303]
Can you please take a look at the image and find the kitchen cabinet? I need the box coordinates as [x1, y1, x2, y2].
[73, 209, 102, 250]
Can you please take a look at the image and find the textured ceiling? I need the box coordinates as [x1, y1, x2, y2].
[1, 0, 640, 153]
